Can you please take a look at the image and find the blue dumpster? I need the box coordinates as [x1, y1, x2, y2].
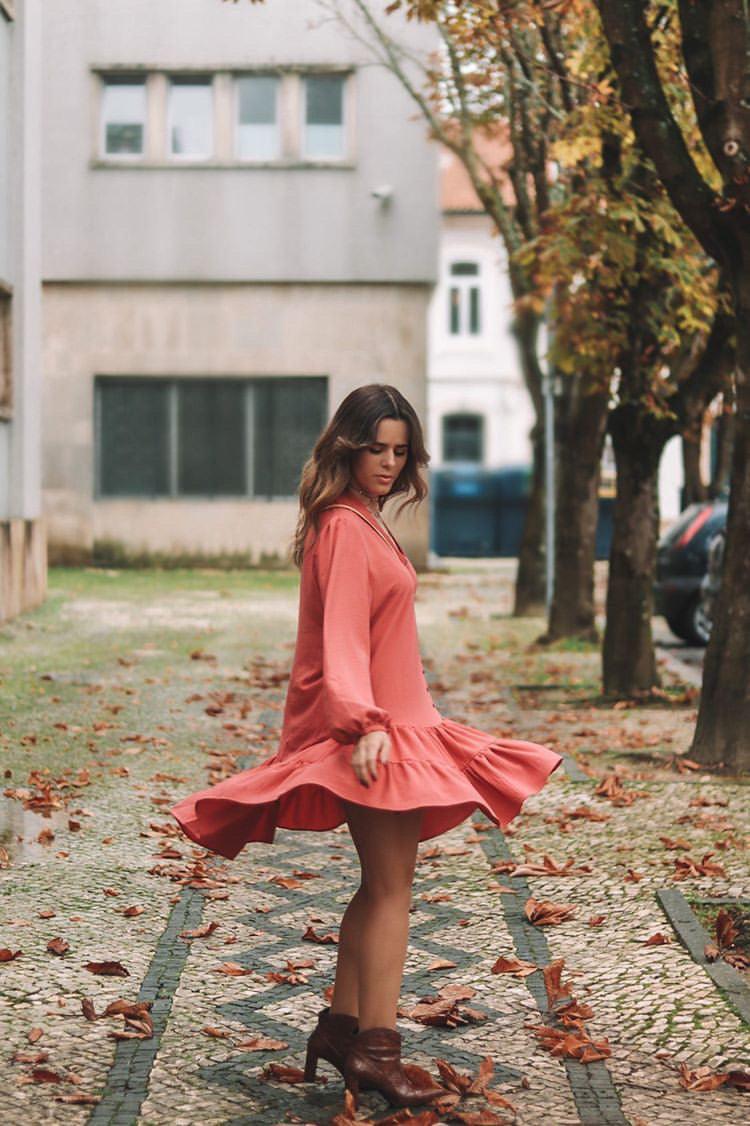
[431, 466, 613, 559]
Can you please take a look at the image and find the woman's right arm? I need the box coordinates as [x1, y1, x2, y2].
[313, 515, 392, 782]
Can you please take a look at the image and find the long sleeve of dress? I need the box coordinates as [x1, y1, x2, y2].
[313, 516, 392, 745]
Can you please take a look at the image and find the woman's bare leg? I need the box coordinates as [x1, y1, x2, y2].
[330, 804, 422, 1030]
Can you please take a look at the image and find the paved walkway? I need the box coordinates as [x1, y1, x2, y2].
[1, 568, 748, 1124]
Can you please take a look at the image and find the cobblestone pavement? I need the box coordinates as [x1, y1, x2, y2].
[1, 566, 748, 1125]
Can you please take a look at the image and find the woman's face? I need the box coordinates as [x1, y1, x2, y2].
[352, 417, 409, 499]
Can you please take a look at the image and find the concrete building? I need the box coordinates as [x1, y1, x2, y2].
[0, 0, 46, 621]
[41, 0, 439, 566]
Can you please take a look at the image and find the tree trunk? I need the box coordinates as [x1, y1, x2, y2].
[602, 405, 668, 696]
[691, 305, 750, 770]
[709, 398, 734, 498]
[546, 385, 609, 640]
[681, 422, 708, 507]
[513, 424, 546, 616]
[511, 306, 547, 616]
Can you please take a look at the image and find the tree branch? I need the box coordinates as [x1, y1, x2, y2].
[595, 0, 729, 266]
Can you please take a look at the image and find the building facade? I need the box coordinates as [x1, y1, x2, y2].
[0, 0, 46, 621]
[428, 145, 534, 476]
[428, 143, 685, 538]
[42, 0, 439, 566]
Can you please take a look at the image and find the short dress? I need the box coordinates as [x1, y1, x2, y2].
[171, 489, 563, 859]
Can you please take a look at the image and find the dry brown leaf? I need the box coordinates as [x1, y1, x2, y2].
[524, 898, 576, 926]
[543, 959, 574, 1008]
[0, 947, 22, 962]
[84, 960, 129, 977]
[46, 938, 69, 956]
[490, 955, 538, 977]
[213, 962, 254, 976]
[235, 1036, 288, 1051]
[179, 921, 219, 940]
[642, 933, 672, 946]
[260, 1062, 311, 1084]
[302, 925, 339, 944]
[202, 1025, 231, 1039]
[428, 957, 457, 971]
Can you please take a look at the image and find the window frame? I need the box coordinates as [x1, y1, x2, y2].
[447, 260, 483, 338]
[99, 74, 148, 160]
[300, 72, 349, 163]
[167, 74, 215, 162]
[94, 376, 328, 500]
[442, 412, 485, 464]
[234, 72, 283, 163]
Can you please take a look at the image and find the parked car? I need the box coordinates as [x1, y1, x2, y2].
[654, 499, 727, 645]
[697, 527, 726, 642]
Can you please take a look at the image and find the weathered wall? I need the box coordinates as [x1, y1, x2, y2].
[43, 282, 431, 565]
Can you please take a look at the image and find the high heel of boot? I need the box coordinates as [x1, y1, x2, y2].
[303, 1044, 319, 1082]
[344, 1072, 360, 1107]
[304, 1007, 358, 1081]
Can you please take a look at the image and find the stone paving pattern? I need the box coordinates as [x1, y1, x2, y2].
[0, 565, 748, 1124]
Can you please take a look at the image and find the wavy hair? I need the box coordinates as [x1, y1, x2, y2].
[292, 384, 429, 567]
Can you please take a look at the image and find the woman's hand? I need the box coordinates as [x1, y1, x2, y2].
[351, 730, 391, 787]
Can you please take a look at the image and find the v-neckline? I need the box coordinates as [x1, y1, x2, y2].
[327, 492, 409, 564]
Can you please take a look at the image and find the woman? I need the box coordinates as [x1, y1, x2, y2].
[171, 384, 563, 1109]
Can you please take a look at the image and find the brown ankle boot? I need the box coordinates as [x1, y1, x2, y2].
[304, 1007, 358, 1080]
[343, 1027, 443, 1107]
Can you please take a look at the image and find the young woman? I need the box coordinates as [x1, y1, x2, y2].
[171, 384, 562, 1109]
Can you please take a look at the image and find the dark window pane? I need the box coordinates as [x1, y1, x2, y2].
[98, 380, 170, 496]
[177, 381, 246, 495]
[449, 287, 460, 334]
[106, 123, 143, 154]
[254, 378, 327, 497]
[443, 414, 483, 463]
[469, 286, 481, 334]
[450, 261, 479, 276]
[305, 75, 343, 125]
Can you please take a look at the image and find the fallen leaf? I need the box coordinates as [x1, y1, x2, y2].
[213, 962, 254, 976]
[235, 1036, 289, 1051]
[0, 948, 23, 962]
[302, 925, 339, 944]
[524, 898, 576, 926]
[543, 959, 574, 1008]
[46, 938, 69, 956]
[202, 1026, 231, 1039]
[123, 905, 144, 918]
[179, 921, 219, 940]
[84, 961, 129, 977]
[642, 933, 672, 946]
[491, 955, 537, 977]
[260, 1062, 312, 1084]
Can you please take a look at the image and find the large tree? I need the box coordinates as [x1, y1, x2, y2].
[516, 1, 729, 691]
[595, 0, 749, 767]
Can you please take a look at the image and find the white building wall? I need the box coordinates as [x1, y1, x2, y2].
[428, 213, 533, 469]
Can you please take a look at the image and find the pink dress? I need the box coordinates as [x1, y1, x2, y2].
[171, 489, 563, 858]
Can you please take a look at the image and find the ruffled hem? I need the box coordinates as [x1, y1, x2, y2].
[170, 719, 563, 859]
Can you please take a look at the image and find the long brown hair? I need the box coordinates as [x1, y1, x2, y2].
[292, 384, 429, 567]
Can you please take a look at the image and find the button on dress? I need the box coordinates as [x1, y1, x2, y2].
[171, 489, 563, 859]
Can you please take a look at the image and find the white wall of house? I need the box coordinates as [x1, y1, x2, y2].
[428, 213, 534, 471]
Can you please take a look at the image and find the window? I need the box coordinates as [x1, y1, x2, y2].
[0, 286, 11, 420]
[101, 77, 146, 157]
[168, 77, 213, 159]
[443, 413, 484, 463]
[448, 261, 482, 336]
[236, 75, 280, 160]
[95, 377, 327, 498]
[303, 74, 345, 159]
